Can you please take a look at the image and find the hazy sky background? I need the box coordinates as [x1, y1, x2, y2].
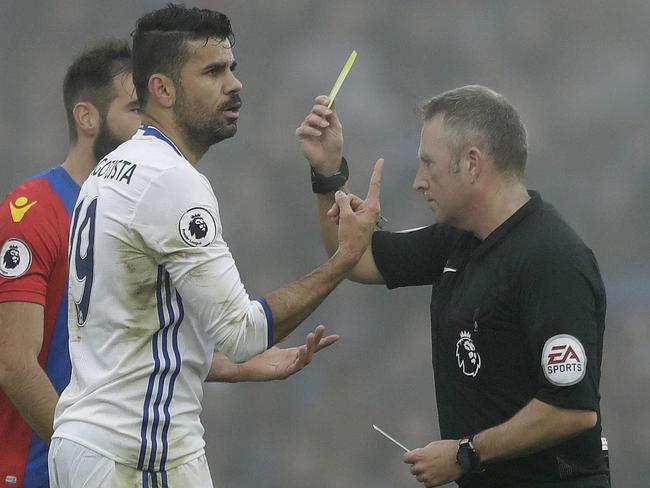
[1, 1, 649, 486]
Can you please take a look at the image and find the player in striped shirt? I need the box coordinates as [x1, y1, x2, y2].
[2, 38, 336, 488]
[0, 40, 140, 488]
[50, 4, 381, 487]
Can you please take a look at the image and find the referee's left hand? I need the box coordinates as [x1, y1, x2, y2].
[403, 439, 464, 487]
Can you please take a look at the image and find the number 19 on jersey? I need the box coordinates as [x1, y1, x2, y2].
[69, 197, 98, 326]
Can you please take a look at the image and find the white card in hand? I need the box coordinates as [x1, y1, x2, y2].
[372, 424, 410, 452]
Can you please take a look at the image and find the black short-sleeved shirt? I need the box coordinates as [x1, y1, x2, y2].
[372, 192, 609, 487]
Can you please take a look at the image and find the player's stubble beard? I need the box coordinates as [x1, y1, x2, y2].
[93, 114, 126, 162]
[174, 86, 241, 151]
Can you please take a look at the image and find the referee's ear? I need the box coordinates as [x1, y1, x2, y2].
[147, 73, 176, 109]
[466, 146, 486, 184]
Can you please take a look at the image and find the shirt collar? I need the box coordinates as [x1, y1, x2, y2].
[470, 190, 542, 260]
[139, 123, 183, 158]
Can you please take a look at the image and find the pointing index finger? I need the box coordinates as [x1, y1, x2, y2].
[366, 158, 384, 202]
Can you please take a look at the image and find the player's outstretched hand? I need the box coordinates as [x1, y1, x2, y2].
[334, 158, 383, 264]
[238, 325, 339, 382]
[296, 95, 343, 174]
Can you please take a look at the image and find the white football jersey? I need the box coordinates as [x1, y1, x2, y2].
[53, 125, 272, 472]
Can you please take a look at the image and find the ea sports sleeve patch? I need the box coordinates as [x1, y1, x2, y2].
[541, 334, 587, 386]
[520, 246, 604, 411]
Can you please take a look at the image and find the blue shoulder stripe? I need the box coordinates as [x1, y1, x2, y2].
[37, 166, 80, 217]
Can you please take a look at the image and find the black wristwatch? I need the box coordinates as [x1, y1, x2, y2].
[456, 435, 483, 473]
[310, 157, 349, 194]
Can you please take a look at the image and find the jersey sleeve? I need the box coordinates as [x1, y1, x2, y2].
[129, 166, 271, 363]
[371, 224, 463, 289]
[519, 246, 604, 411]
[0, 189, 61, 305]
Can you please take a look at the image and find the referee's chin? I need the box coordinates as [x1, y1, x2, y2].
[430, 207, 445, 224]
[432, 211, 456, 228]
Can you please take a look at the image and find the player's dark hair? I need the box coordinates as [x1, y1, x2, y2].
[63, 40, 133, 144]
[132, 3, 235, 108]
[420, 85, 528, 178]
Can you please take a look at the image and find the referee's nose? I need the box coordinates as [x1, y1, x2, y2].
[413, 162, 428, 193]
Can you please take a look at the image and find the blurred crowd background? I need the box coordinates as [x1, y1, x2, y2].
[1, 1, 649, 486]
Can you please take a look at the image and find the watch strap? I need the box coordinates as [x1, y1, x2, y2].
[457, 435, 483, 473]
[311, 157, 349, 194]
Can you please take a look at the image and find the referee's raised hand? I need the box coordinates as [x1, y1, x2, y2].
[296, 95, 343, 175]
[334, 158, 383, 265]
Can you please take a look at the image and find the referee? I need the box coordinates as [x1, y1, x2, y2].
[296, 85, 610, 487]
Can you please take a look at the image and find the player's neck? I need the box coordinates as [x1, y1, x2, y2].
[470, 181, 530, 240]
[61, 142, 99, 187]
[141, 113, 206, 166]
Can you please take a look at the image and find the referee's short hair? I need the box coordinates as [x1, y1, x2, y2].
[421, 85, 528, 178]
[132, 3, 235, 108]
[63, 40, 132, 144]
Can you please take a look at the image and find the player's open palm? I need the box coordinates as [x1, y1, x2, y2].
[239, 325, 339, 381]
[335, 158, 383, 262]
[296, 95, 343, 174]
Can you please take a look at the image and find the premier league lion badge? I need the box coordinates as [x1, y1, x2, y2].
[0, 239, 32, 279]
[456, 330, 481, 377]
[178, 207, 217, 247]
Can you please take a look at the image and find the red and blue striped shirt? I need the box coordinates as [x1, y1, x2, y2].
[0, 166, 79, 488]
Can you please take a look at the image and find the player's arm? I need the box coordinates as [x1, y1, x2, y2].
[296, 95, 384, 285]
[316, 189, 384, 284]
[0, 302, 58, 444]
[264, 160, 382, 343]
[403, 400, 595, 486]
[206, 324, 338, 382]
[133, 162, 380, 363]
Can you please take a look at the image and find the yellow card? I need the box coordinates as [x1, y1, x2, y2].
[327, 50, 357, 108]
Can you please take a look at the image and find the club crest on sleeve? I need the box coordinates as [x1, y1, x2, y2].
[456, 330, 481, 377]
[178, 207, 216, 247]
[542, 334, 587, 386]
[9, 196, 38, 223]
[0, 239, 32, 278]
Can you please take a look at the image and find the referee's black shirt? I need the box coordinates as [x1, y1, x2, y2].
[372, 192, 609, 487]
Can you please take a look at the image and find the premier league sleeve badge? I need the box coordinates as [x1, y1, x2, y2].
[178, 207, 217, 247]
[0, 239, 33, 279]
